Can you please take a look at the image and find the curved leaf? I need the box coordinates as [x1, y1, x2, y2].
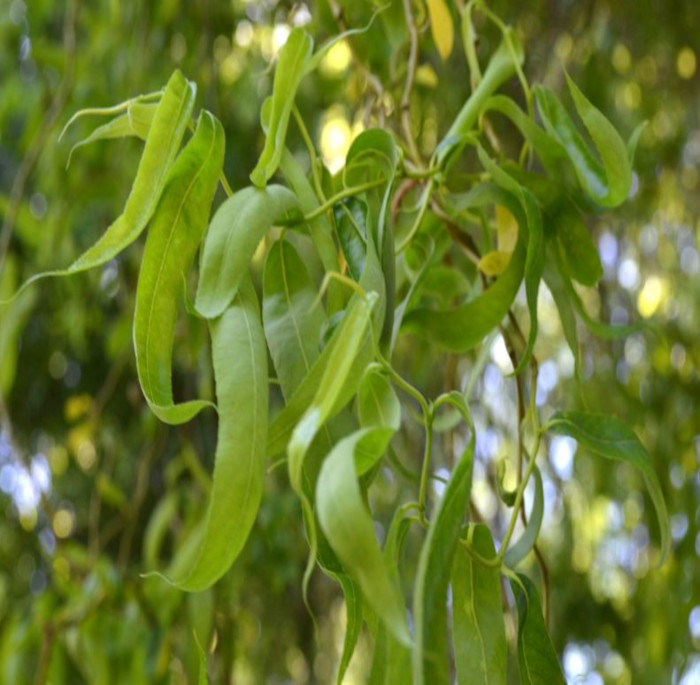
[452, 525, 506, 685]
[427, 0, 454, 61]
[134, 111, 224, 424]
[169, 279, 268, 591]
[263, 238, 324, 400]
[554, 202, 603, 287]
[316, 428, 411, 646]
[250, 28, 313, 187]
[510, 574, 565, 685]
[334, 197, 369, 281]
[504, 465, 544, 568]
[15, 70, 195, 294]
[195, 185, 300, 319]
[413, 435, 475, 684]
[547, 411, 670, 562]
[403, 185, 526, 352]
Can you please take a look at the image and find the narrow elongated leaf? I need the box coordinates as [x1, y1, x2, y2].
[358, 368, 400, 431]
[250, 29, 313, 187]
[334, 572, 363, 685]
[169, 279, 268, 591]
[413, 436, 475, 684]
[547, 411, 670, 562]
[263, 239, 324, 399]
[511, 574, 565, 685]
[195, 185, 300, 319]
[542, 259, 579, 376]
[287, 294, 376, 493]
[452, 525, 506, 685]
[134, 111, 224, 424]
[476, 145, 543, 372]
[554, 202, 603, 287]
[504, 466, 544, 568]
[404, 185, 526, 351]
[535, 77, 631, 208]
[427, 0, 454, 60]
[334, 197, 369, 281]
[15, 70, 195, 294]
[316, 428, 411, 646]
[67, 101, 158, 167]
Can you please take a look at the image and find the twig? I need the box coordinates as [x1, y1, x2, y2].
[400, 0, 423, 166]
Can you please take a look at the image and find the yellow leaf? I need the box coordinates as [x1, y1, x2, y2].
[496, 205, 518, 252]
[427, 0, 454, 61]
[478, 250, 512, 276]
[416, 64, 439, 87]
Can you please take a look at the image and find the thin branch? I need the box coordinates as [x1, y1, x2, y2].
[400, 0, 423, 166]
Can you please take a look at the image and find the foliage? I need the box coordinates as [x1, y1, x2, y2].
[1, 0, 698, 683]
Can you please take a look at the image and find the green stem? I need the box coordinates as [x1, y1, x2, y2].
[395, 177, 434, 254]
[293, 105, 326, 202]
[418, 404, 435, 524]
[300, 178, 387, 223]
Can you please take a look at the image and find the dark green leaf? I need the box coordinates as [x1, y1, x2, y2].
[510, 574, 565, 685]
[452, 525, 506, 685]
[547, 411, 670, 562]
[334, 197, 369, 281]
[554, 202, 603, 287]
[413, 435, 475, 684]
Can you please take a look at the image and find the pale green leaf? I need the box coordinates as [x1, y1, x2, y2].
[195, 185, 300, 319]
[504, 466, 543, 568]
[134, 111, 224, 424]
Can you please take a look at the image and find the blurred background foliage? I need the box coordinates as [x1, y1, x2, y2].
[0, 0, 699, 683]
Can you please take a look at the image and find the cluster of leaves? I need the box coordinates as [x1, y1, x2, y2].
[3, 1, 674, 682]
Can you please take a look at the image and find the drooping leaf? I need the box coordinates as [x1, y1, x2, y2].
[534, 76, 631, 208]
[14, 70, 195, 293]
[438, 29, 523, 166]
[250, 29, 314, 187]
[168, 279, 268, 591]
[133, 111, 224, 424]
[66, 101, 158, 167]
[262, 238, 324, 400]
[426, 0, 454, 61]
[554, 202, 603, 287]
[504, 465, 544, 568]
[287, 293, 377, 493]
[476, 145, 544, 373]
[334, 197, 369, 281]
[452, 525, 506, 685]
[403, 185, 526, 352]
[413, 435, 475, 684]
[357, 367, 401, 432]
[542, 258, 580, 376]
[478, 249, 512, 276]
[547, 411, 670, 562]
[316, 428, 411, 646]
[510, 574, 565, 685]
[195, 185, 300, 319]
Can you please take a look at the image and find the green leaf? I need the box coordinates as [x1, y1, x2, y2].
[504, 466, 543, 568]
[334, 197, 369, 281]
[194, 632, 208, 685]
[534, 76, 631, 208]
[438, 28, 523, 166]
[547, 411, 670, 562]
[554, 202, 603, 287]
[358, 367, 400, 432]
[263, 238, 324, 400]
[250, 29, 313, 187]
[542, 258, 579, 377]
[452, 525, 506, 685]
[195, 185, 300, 319]
[133, 111, 224, 424]
[402, 185, 525, 352]
[14, 70, 195, 293]
[168, 279, 268, 591]
[287, 293, 377, 493]
[510, 574, 565, 685]
[316, 428, 411, 646]
[413, 435, 475, 684]
[476, 145, 543, 373]
[66, 101, 158, 167]
[0, 256, 36, 394]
